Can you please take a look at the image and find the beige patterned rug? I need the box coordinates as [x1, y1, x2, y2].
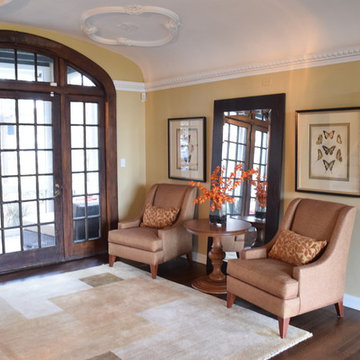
[0, 262, 311, 360]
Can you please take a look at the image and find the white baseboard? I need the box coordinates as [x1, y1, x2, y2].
[344, 294, 360, 311]
[190, 252, 360, 312]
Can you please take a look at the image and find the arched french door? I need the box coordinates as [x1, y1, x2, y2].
[0, 31, 117, 272]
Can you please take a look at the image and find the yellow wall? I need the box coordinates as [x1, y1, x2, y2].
[145, 61, 360, 298]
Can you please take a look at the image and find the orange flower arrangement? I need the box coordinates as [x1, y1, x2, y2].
[250, 171, 268, 208]
[189, 163, 256, 211]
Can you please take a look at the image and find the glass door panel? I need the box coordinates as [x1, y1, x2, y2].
[69, 100, 103, 249]
[0, 93, 62, 271]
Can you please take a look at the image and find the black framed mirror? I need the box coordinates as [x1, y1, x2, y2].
[212, 93, 285, 243]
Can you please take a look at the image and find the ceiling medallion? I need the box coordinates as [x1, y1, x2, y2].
[81, 5, 181, 47]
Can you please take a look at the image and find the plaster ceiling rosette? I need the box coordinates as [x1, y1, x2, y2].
[80, 5, 181, 47]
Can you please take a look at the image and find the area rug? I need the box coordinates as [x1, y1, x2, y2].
[0, 262, 312, 360]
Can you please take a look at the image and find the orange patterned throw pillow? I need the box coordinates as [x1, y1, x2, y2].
[142, 204, 180, 228]
[268, 229, 327, 266]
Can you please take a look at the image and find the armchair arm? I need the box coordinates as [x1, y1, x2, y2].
[118, 218, 141, 229]
[241, 246, 268, 260]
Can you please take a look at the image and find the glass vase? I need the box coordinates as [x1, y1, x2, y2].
[209, 203, 227, 226]
[255, 202, 266, 219]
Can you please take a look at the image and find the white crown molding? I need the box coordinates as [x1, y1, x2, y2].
[81, 6, 180, 47]
[144, 46, 360, 92]
[113, 80, 145, 92]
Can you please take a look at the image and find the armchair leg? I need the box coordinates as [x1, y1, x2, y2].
[278, 317, 290, 338]
[227, 292, 236, 308]
[109, 255, 116, 267]
[335, 301, 344, 317]
[150, 264, 158, 279]
[186, 252, 193, 264]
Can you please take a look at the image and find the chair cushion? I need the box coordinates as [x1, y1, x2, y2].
[142, 204, 179, 228]
[108, 227, 163, 252]
[268, 229, 327, 266]
[227, 258, 299, 300]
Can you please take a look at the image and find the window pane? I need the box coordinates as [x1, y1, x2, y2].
[23, 226, 39, 250]
[3, 202, 20, 227]
[83, 76, 96, 87]
[2, 177, 18, 201]
[72, 173, 85, 195]
[36, 55, 54, 82]
[1, 151, 18, 175]
[41, 223, 55, 248]
[0, 125, 17, 149]
[70, 102, 84, 124]
[85, 103, 98, 124]
[71, 126, 84, 148]
[86, 149, 99, 171]
[253, 147, 261, 164]
[262, 132, 268, 148]
[228, 143, 236, 160]
[237, 144, 246, 162]
[73, 196, 86, 219]
[38, 175, 54, 198]
[0, 49, 15, 80]
[86, 126, 98, 148]
[255, 131, 262, 147]
[88, 195, 100, 216]
[4, 228, 21, 253]
[39, 199, 54, 223]
[229, 124, 238, 142]
[22, 200, 38, 226]
[37, 125, 53, 149]
[223, 123, 229, 141]
[71, 149, 85, 172]
[18, 99, 35, 124]
[67, 66, 82, 86]
[36, 100, 52, 124]
[19, 125, 35, 149]
[73, 219, 85, 242]
[87, 172, 99, 194]
[20, 151, 36, 175]
[239, 127, 247, 144]
[88, 217, 100, 239]
[17, 51, 35, 81]
[21, 176, 37, 200]
[37, 150, 53, 174]
[0, 98, 16, 123]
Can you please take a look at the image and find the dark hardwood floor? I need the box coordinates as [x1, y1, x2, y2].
[1, 255, 360, 359]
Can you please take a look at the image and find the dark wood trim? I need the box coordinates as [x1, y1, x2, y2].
[0, 30, 118, 272]
[213, 94, 286, 243]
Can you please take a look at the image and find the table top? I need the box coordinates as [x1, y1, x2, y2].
[183, 218, 251, 237]
[231, 215, 266, 225]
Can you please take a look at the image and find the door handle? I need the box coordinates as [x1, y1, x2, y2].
[55, 183, 62, 198]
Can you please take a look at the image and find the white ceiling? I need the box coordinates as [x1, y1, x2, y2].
[1, 0, 360, 89]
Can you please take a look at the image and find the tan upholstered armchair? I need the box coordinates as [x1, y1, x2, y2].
[108, 183, 197, 278]
[226, 198, 356, 338]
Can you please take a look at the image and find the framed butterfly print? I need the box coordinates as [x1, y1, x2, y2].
[296, 107, 360, 196]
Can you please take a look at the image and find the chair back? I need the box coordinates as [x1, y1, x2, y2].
[144, 183, 197, 223]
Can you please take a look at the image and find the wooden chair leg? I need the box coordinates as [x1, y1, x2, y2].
[186, 252, 193, 264]
[109, 255, 116, 267]
[278, 317, 290, 338]
[150, 264, 158, 279]
[335, 301, 344, 317]
[227, 292, 236, 308]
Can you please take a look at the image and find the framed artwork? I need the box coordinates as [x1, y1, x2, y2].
[168, 117, 206, 182]
[296, 107, 360, 196]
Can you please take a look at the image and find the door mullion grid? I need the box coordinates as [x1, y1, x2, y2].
[14, 99, 25, 252]
[34, 100, 41, 249]
[0, 120, 3, 253]
[83, 102, 89, 240]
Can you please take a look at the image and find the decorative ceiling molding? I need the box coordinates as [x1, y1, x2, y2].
[81, 5, 180, 47]
[113, 80, 145, 92]
[113, 46, 360, 93]
[144, 46, 360, 92]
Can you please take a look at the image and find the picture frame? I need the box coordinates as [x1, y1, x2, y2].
[296, 107, 360, 196]
[168, 117, 206, 182]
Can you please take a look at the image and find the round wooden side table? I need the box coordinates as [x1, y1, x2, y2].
[183, 218, 251, 294]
